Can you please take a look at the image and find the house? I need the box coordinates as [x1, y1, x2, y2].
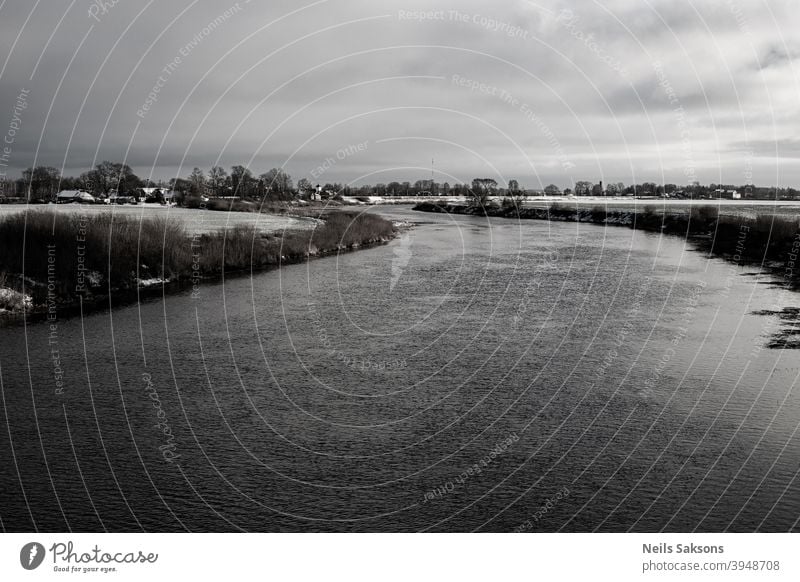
[56, 190, 95, 204]
[139, 187, 178, 204]
[714, 188, 741, 200]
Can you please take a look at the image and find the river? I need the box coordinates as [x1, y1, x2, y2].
[0, 206, 798, 532]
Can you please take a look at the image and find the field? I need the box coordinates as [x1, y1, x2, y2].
[0, 204, 315, 234]
[338, 196, 800, 219]
[512, 197, 800, 219]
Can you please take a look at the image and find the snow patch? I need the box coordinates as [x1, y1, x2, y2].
[0, 287, 32, 312]
[137, 278, 169, 287]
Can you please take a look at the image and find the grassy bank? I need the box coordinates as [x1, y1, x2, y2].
[414, 201, 800, 282]
[183, 197, 347, 214]
[0, 209, 395, 315]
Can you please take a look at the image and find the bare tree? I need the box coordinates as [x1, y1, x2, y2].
[296, 178, 313, 199]
[80, 161, 139, 195]
[469, 178, 497, 206]
[574, 181, 593, 196]
[188, 167, 205, 195]
[230, 165, 254, 197]
[259, 168, 293, 199]
[207, 166, 228, 197]
[22, 166, 61, 200]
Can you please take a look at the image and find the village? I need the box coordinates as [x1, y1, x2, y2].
[1, 161, 798, 207]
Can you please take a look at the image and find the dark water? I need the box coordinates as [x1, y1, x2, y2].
[1, 206, 799, 532]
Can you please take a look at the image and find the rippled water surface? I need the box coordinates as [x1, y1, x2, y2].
[1, 206, 799, 532]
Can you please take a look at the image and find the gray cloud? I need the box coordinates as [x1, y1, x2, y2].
[0, 0, 797, 188]
[759, 44, 800, 69]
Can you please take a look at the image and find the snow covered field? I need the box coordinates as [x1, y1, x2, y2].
[0, 204, 315, 234]
[350, 195, 800, 218]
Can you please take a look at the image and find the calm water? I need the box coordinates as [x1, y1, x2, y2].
[1, 206, 799, 532]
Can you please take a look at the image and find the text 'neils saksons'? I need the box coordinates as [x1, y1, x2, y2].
[643, 543, 724, 554]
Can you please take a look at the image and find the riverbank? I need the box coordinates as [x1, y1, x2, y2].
[0, 209, 396, 319]
[413, 201, 800, 284]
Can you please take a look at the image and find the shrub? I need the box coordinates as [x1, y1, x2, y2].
[753, 215, 798, 244]
[690, 205, 720, 226]
[0, 211, 192, 302]
[590, 205, 607, 223]
[0, 209, 396, 310]
[632, 205, 664, 232]
[183, 195, 205, 209]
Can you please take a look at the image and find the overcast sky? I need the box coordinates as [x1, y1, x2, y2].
[0, 0, 797, 189]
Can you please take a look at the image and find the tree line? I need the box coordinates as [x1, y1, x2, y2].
[0, 162, 297, 202]
[1, 163, 798, 202]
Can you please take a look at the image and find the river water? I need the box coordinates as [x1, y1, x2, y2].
[1, 206, 798, 532]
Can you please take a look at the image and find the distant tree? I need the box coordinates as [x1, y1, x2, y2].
[22, 166, 60, 200]
[77, 171, 95, 192]
[188, 167, 205, 195]
[386, 181, 402, 195]
[230, 165, 254, 197]
[544, 183, 561, 196]
[207, 166, 228, 196]
[605, 182, 619, 196]
[59, 176, 81, 191]
[259, 168, 293, 199]
[508, 179, 523, 197]
[506, 179, 525, 208]
[296, 178, 313, 199]
[169, 177, 191, 194]
[469, 178, 498, 206]
[563, 187, 573, 196]
[81, 161, 139, 195]
[442, 182, 450, 196]
[592, 183, 604, 196]
[574, 180, 592, 196]
[14, 177, 26, 197]
[0, 176, 16, 197]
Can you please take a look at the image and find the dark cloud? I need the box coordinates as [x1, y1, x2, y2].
[0, 0, 797, 187]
